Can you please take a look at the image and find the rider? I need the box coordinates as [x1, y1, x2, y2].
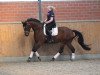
[44, 6, 56, 42]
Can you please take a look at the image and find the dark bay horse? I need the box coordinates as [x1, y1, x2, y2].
[22, 18, 91, 62]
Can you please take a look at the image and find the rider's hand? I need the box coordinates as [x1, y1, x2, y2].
[41, 21, 45, 24]
[44, 22, 47, 24]
[44, 21, 49, 24]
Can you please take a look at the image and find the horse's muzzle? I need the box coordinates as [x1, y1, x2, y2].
[24, 31, 29, 36]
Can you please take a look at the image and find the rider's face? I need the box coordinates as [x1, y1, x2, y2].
[48, 8, 52, 11]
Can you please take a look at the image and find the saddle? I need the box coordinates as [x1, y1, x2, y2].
[43, 24, 58, 36]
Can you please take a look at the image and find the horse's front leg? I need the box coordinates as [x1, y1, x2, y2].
[27, 43, 41, 62]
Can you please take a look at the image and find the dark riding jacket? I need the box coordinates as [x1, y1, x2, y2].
[46, 10, 56, 30]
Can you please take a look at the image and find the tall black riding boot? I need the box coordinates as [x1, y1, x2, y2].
[46, 30, 53, 43]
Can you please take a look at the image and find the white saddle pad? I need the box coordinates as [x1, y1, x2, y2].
[43, 24, 58, 36]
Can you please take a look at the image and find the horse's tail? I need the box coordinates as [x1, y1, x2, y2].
[73, 30, 91, 51]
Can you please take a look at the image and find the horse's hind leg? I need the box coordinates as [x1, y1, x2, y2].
[67, 42, 75, 61]
[52, 43, 65, 61]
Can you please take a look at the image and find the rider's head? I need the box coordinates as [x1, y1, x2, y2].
[47, 6, 55, 11]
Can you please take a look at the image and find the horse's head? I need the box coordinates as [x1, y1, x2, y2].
[22, 18, 43, 36]
[22, 21, 31, 36]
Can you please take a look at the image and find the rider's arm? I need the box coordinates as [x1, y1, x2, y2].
[45, 17, 53, 24]
[44, 19, 47, 22]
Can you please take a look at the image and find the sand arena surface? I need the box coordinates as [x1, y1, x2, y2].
[0, 59, 100, 75]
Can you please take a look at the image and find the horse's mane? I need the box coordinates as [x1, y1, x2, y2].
[27, 18, 43, 26]
[27, 18, 41, 23]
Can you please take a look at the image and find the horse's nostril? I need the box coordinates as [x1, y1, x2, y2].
[25, 34, 28, 36]
[26, 35, 28, 36]
[25, 33, 29, 36]
[24, 31, 30, 36]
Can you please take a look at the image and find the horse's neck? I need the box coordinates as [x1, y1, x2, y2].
[32, 25, 44, 41]
[31, 24, 43, 32]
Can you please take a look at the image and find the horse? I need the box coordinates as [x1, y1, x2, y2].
[22, 18, 91, 62]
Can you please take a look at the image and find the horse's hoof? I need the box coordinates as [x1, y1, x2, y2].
[70, 58, 75, 61]
[27, 58, 31, 62]
[27, 59, 31, 62]
[51, 58, 55, 61]
[38, 57, 41, 61]
[71, 59, 74, 61]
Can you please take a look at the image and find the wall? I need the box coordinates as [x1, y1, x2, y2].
[0, 1, 100, 22]
[0, 1, 100, 57]
[0, 22, 100, 57]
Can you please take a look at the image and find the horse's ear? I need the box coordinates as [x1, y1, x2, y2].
[21, 21, 26, 27]
[21, 21, 24, 24]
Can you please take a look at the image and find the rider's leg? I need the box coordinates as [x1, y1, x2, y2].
[46, 27, 53, 42]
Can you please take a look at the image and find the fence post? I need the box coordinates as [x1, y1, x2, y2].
[38, 0, 42, 21]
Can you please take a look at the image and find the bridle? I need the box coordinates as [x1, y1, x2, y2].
[26, 21, 33, 32]
[26, 20, 43, 32]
